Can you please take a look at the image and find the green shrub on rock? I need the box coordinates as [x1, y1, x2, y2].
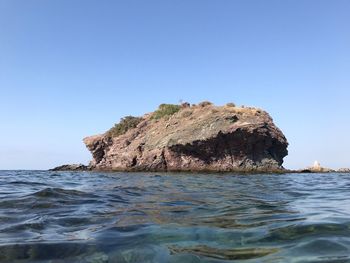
[151, 104, 181, 120]
[226, 102, 236, 107]
[107, 116, 142, 137]
[198, 101, 213, 107]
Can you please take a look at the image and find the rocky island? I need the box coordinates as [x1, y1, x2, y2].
[78, 102, 289, 172]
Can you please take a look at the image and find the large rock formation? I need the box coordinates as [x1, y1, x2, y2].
[83, 102, 288, 172]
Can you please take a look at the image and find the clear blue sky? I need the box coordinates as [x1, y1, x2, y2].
[0, 0, 349, 170]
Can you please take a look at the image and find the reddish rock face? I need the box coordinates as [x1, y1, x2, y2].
[84, 104, 288, 172]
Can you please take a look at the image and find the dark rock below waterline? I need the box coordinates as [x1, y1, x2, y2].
[83, 102, 289, 172]
[50, 164, 89, 171]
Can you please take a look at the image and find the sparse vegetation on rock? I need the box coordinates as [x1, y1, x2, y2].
[226, 102, 236, 107]
[107, 116, 142, 137]
[198, 101, 213, 107]
[151, 104, 181, 120]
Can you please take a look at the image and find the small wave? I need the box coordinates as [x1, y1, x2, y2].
[55, 216, 92, 227]
[31, 188, 94, 199]
[30, 201, 59, 209]
[0, 215, 48, 235]
[104, 224, 148, 233]
[1, 221, 46, 233]
[8, 181, 48, 186]
[261, 222, 350, 242]
[106, 193, 129, 203]
[0, 242, 92, 262]
[117, 186, 145, 197]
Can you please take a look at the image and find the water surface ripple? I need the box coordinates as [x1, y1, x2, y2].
[0, 171, 349, 262]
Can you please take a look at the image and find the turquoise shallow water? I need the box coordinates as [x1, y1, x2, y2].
[0, 171, 350, 262]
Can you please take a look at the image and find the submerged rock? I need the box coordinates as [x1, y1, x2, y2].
[299, 161, 334, 173]
[83, 102, 288, 172]
[168, 245, 279, 260]
[50, 164, 89, 171]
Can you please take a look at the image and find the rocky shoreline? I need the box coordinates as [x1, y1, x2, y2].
[50, 164, 350, 173]
[50, 164, 89, 171]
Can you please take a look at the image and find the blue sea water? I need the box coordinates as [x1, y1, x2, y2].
[0, 171, 350, 263]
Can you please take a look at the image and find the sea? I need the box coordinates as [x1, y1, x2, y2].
[0, 170, 349, 263]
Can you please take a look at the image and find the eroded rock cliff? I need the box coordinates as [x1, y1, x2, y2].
[84, 103, 288, 172]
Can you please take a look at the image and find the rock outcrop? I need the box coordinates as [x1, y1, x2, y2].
[337, 168, 350, 173]
[299, 161, 334, 173]
[50, 164, 89, 171]
[83, 103, 288, 172]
